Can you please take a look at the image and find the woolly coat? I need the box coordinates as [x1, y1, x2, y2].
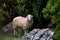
[13, 16, 33, 30]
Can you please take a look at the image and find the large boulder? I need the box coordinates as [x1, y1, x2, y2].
[22, 28, 54, 40]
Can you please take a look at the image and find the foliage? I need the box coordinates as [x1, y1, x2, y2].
[42, 0, 60, 40]
[54, 24, 60, 40]
[0, 9, 8, 29]
[42, 0, 60, 24]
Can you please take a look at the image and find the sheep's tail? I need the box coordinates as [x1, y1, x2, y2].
[1, 22, 13, 34]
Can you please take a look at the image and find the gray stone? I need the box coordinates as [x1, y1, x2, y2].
[33, 28, 50, 40]
[2, 22, 13, 33]
[22, 28, 54, 40]
[22, 33, 34, 40]
[40, 38, 46, 40]
[29, 29, 40, 35]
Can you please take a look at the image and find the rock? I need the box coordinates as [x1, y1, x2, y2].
[33, 30, 45, 40]
[29, 29, 40, 35]
[2, 22, 13, 33]
[33, 28, 50, 40]
[22, 33, 34, 40]
[22, 29, 40, 40]
[40, 37, 46, 40]
[22, 28, 54, 40]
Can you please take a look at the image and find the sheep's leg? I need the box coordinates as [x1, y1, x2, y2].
[13, 26, 17, 35]
[26, 30, 28, 33]
[24, 30, 28, 34]
[24, 30, 26, 34]
[14, 29, 16, 35]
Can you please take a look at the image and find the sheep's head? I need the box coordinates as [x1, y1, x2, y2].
[26, 14, 33, 21]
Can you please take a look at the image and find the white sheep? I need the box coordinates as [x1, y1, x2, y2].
[13, 14, 33, 35]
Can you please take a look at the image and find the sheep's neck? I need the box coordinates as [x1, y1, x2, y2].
[26, 18, 32, 22]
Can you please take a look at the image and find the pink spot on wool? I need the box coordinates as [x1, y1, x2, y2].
[20, 17, 26, 21]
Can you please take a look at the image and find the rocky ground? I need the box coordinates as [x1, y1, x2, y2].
[22, 28, 54, 40]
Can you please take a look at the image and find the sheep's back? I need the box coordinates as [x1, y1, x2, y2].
[13, 16, 27, 27]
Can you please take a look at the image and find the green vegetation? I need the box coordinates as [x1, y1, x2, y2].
[42, 0, 60, 24]
[0, 34, 22, 40]
[0, 0, 60, 40]
[53, 24, 60, 40]
[42, 0, 60, 40]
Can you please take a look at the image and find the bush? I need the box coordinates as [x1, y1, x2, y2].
[54, 24, 60, 40]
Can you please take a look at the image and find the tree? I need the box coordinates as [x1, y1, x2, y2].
[42, 0, 60, 40]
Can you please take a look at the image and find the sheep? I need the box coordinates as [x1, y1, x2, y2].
[13, 14, 33, 35]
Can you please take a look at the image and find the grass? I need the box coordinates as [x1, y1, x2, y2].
[0, 34, 22, 40]
[0, 28, 24, 40]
